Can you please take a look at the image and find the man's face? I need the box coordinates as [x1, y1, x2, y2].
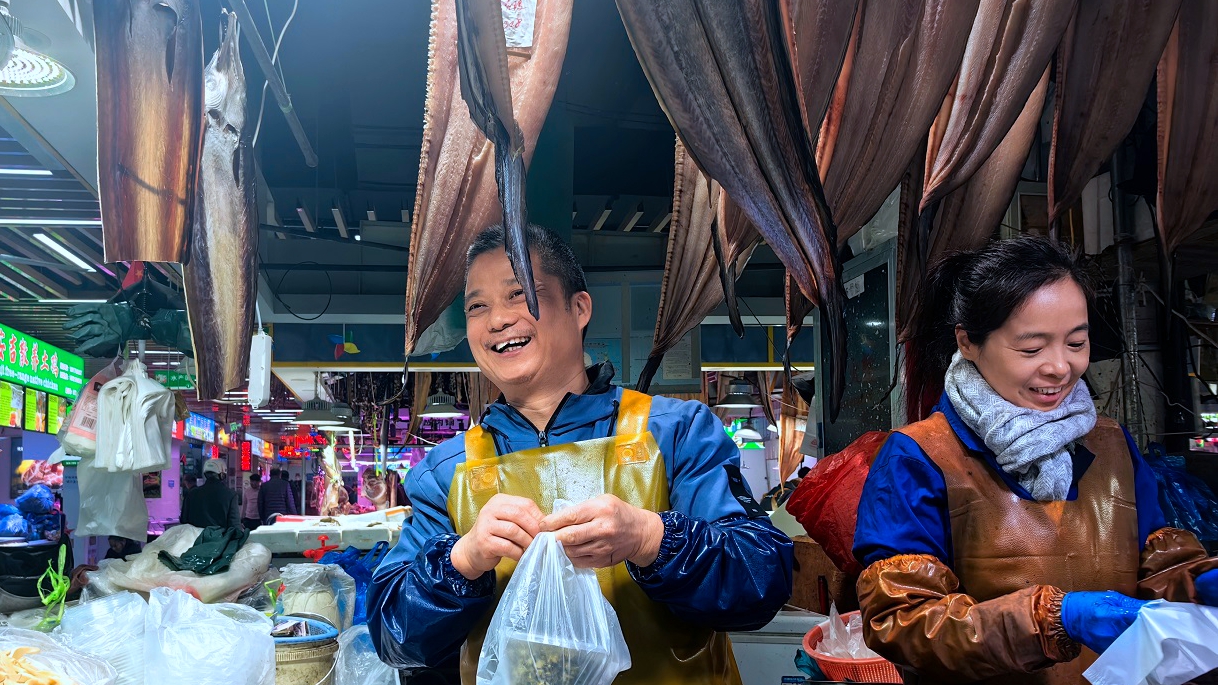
[464, 248, 591, 391]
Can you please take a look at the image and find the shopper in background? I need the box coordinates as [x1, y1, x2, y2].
[181, 458, 241, 530]
[104, 536, 142, 560]
[258, 467, 298, 524]
[241, 474, 262, 530]
[854, 237, 1218, 684]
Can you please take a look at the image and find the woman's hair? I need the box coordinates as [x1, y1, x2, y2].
[903, 236, 1093, 422]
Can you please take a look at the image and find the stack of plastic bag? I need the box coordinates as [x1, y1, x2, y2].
[280, 563, 357, 631]
[0, 626, 117, 685]
[58, 592, 148, 685]
[335, 625, 402, 685]
[813, 603, 880, 660]
[144, 587, 274, 685]
[1084, 600, 1218, 685]
[95, 359, 174, 472]
[58, 359, 124, 460]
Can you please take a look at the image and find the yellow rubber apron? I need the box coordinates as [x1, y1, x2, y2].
[448, 389, 742, 685]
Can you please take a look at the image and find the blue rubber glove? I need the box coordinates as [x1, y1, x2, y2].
[1197, 569, 1218, 606]
[1061, 591, 1150, 654]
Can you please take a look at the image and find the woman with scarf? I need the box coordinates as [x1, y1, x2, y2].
[853, 237, 1218, 685]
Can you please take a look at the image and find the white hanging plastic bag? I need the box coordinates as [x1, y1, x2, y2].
[477, 507, 630, 685]
[144, 587, 274, 685]
[1084, 600, 1218, 685]
[75, 454, 148, 541]
[58, 591, 148, 685]
[59, 358, 123, 459]
[95, 360, 173, 472]
[335, 625, 402, 685]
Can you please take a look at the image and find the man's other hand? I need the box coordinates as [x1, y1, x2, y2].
[540, 495, 664, 569]
[450, 494, 544, 580]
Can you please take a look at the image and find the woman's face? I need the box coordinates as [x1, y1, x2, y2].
[956, 278, 1091, 412]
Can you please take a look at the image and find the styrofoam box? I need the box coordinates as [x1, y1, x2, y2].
[729, 608, 828, 685]
[340, 525, 400, 549]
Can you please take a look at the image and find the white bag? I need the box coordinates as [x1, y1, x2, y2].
[1084, 600, 1218, 685]
[477, 521, 630, 685]
[75, 453, 149, 542]
[280, 563, 357, 631]
[335, 625, 401, 685]
[58, 358, 123, 459]
[144, 587, 274, 685]
[58, 591, 148, 685]
[95, 360, 173, 472]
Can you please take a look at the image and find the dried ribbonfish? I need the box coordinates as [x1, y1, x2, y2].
[405, 0, 571, 357]
[96, 0, 203, 263]
[183, 11, 257, 401]
[617, 0, 849, 419]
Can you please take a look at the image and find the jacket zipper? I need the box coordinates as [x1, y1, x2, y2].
[536, 393, 574, 447]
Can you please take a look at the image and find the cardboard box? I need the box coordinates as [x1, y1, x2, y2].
[789, 535, 858, 614]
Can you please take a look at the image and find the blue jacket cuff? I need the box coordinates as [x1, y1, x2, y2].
[434, 534, 496, 598]
[627, 509, 686, 581]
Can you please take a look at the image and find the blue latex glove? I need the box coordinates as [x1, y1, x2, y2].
[1061, 591, 1150, 654]
[1197, 569, 1218, 606]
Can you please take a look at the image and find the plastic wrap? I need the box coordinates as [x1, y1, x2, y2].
[785, 431, 889, 574]
[58, 359, 123, 460]
[335, 625, 401, 685]
[0, 626, 117, 685]
[58, 592, 147, 685]
[478, 527, 630, 685]
[1084, 600, 1218, 685]
[144, 587, 274, 685]
[280, 563, 356, 631]
[813, 603, 879, 659]
[87, 525, 271, 603]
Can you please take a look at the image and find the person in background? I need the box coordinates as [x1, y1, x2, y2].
[853, 237, 1218, 684]
[761, 466, 811, 511]
[181, 458, 241, 530]
[385, 469, 409, 509]
[241, 473, 262, 530]
[258, 467, 298, 524]
[104, 536, 142, 560]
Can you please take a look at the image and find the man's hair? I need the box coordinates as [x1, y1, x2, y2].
[466, 223, 587, 300]
[269, 468, 280, 478]
[250, 473, 261, 483]
[281, 471, 291, 480]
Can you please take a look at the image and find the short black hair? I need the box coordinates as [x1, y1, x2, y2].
[269, 468, 280, 478]
[281, 470, 291, 480]
[797, 466, 811, 478]
[250, 473, 260, 483]
[466, 223, 587, 300]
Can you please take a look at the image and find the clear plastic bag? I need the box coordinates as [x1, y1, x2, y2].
[813, 603, 880, 659]
[58, 591, 148, 685]
[477, 522, 630, 685]
[1084, 600, 1218, 685]
[280, 563, 356, 630]
[75, 454, 148, 542]
[59, 359, 123, 460]
[335, 625, 401, 685]
[0, 626, 118, 685]
[144, 587, 274, 685]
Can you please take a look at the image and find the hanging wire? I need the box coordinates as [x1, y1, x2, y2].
[251, 0, 299, 148]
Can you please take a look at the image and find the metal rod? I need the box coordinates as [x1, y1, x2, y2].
[227, 0, 319, 168]
[1110, 148, 1143, 447]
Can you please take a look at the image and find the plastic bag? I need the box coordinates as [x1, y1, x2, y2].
[58, 591, 148, 685]
[88, 525, 272, 603]
[75, 453, 148, 542]
[786, 431, 889, 575]
[58, 358, 123, 459]
[144, 587, 274, 685]
[1084, 600, 1218, 685]
[0, 626, 117, 685]
[95, 360, 173, 473]
[335, 624, 401, 685]
[319, 541, 390, 625]
[280, 563, 356, 630]
[478, 525, 630, 685]
[1145, 450, 1218, 546]
[0, 503, 18, 518]
[16, 484, 55, 515]
[813, 603, 880, 659]
[0, 514, 31, 539]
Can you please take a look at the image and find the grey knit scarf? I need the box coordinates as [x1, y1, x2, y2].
[944, 352, 1096, 501]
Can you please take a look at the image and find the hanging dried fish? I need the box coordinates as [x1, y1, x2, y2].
[637, 142, 759, 393]
[921, 0, 1076, 208]
[96, 0, 203, 264]
[1049, 0, 1182, 222]
[183, 11, 257, 401]
[405, 0, 572, 357]
[1156, 1, 1218, 256]
[817, 0, 979, 244]
[616, 0, 850, 419]
[788, 0, 859, 135]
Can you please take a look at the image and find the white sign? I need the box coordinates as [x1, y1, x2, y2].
[502, 0, 537, 48]
[844, 274, 865, 299]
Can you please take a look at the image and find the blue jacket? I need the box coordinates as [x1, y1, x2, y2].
[853, 394, 1167, 570]
[368, 365, 794, 668]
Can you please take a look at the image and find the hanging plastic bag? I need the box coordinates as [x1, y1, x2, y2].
[280, 563, 357, 631]
[95, 360, 173, 473]
[335, 624, 402, 685]
[1084, 600, 1218, 685]
[786, 431, 889, 575]
[59, 358, 123, 459]
[75, 454, 148, 542]
[0, 626, 117, 685]
[477, 508, 630, 685]
[58, 591, 148, 685]
[144, 587, 274, 685]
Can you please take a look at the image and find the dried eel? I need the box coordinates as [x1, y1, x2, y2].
[405, 0, 571, 357]
[1156, 1, 1218, 256]
[616, 0, 849, 419]
[921, 0, 1076, 208]
[183, 11, 257, 401]
[1049, 0, 1182, 222]
[96, 0, 203, 263]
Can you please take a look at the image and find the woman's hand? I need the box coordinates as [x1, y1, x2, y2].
[1061, 591, 1149, 653]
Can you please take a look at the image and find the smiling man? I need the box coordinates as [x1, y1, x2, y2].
[368, 223, 793, 685]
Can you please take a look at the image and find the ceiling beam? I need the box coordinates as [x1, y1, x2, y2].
[650, 212, 672, 232]
[52, 230, 121, 283]
[590, 208, 612, 231]
[331, 207, 349, 238]
[0, 232, 86, 286]
[296, 205, 316, 233]
[618, 204, 645, 232]
[0, 268, 40, 299]
[0, 262, 65, 298]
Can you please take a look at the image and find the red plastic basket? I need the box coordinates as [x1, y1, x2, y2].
[803, 611, 903, 684]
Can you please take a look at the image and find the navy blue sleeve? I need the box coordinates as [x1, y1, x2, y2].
[1124, 426, 1168, 544]
[629, 398, 793, 632]
[853, 433, 953, 569]
[367, 452, 494, 668]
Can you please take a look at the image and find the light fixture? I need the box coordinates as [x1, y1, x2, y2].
[329, 400, 353, 419]
[420, 392, 463, 419]
[0, 46, 74, 97]
[32, 233, 95, 272]
[0, 168, 50, 176]
[0, 218, 101, 226]
[319, 416, 359, 432]
[37, 298, 106, 304]
[290, 398, 341, 426]
[718, 381, 760, 409]
[767, 423, 778, 433]
[734, 419, 764, 442]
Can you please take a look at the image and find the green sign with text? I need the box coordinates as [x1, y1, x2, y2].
[152, 369, 195, 390]
[0, 324, 84, 398]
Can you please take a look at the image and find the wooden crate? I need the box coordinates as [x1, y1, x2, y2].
[789, 535, 859, 614]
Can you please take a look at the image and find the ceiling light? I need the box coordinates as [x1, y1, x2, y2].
[717, 381, 760, 409]
[0, 218, 101, 226]
[290, 398, 341, 426]
[0, 46, 75, 97]
[735, 426, 764, 442]
[0, 168, 51, 176]
[32, 233, 95, 272]
[319, 417, 359, 432]
[37, 298, 106, 304]
[420, 392, 463, 419]
[329, 400, 353, 419]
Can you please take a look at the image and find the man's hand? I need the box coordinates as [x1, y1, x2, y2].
[540, 495, 665, 569]
[450, 494, 544, 580]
